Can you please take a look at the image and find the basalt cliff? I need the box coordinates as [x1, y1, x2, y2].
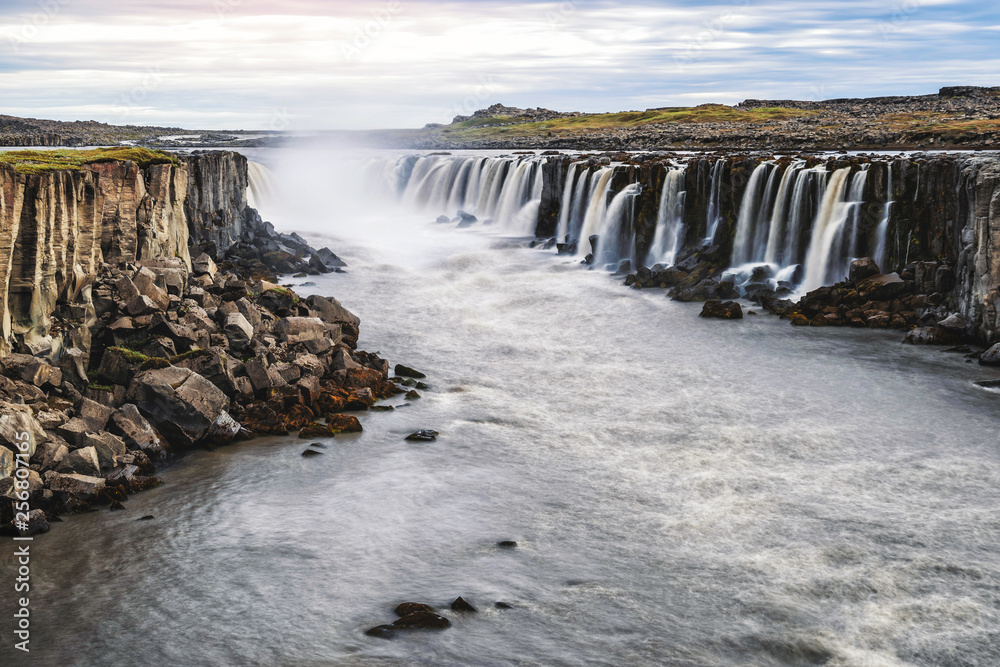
[0, 150, 409, 536]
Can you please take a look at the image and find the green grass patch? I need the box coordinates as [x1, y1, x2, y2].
[0, 147, 180, 175]
[435, 105, 817, 140]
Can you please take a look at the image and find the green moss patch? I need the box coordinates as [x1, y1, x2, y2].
[0, 147, 180, 175]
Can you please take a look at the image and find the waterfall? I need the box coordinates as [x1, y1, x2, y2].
[783, 167, 825, 268]
[247, 161, 278, 212]
[705, 159, 726, 245]
[595, 183, 641, 267]
[556, 163, 581, 241]
[577, 168, 617, 256]
[647, 168, 687, 267]
[731, 162, 773, 266]
[873, 163, 894, 270]
[763, 161, 806, 265]
[800, 167, 864, 292]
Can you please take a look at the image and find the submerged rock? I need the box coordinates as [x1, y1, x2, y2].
[394, 364, 426, 379]
[392, 612, 451, 630]
[394, 602, 435, 617]
[405, 430, 439, 442]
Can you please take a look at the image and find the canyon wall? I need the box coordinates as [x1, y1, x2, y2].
[0, 152, 253, 357]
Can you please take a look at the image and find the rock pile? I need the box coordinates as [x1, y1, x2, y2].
[0, 250, 404, 536]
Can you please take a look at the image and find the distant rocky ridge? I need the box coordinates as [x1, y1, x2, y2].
[0, 113, 283, 149]
[0, 150, 411, 537]
[381, 86, 1000, 151]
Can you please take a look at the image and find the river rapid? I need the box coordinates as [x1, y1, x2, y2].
[3, 148, 1000, 667]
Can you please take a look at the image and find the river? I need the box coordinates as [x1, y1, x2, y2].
[3, 148, 1000, 666]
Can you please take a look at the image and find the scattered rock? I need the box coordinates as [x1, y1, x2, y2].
[395, 364, 426, 379]
[395, 602, 436, 617]
[497, 540, 518, 549]
[451, 597, 478, 613]
[301, 448, 323, 457]
[365, 625, 396, 639]
[392, 612, 452, 630]
[405, 430, 439, 442]
[981, 343, 1000, 366]
[494, 602, 514, 609]
[849, 257, 881, 282]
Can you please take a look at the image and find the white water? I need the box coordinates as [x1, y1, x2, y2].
[874, 164, 895, 271]
[577, 168, 617, 256]
[732, 162, 774, 266]
[801, 168, 857, 293]
[13, 146, 1000, 667]
[764, 161, 807, 265]
[556, 162, 581, 241]
[594, 182, 641, 268]
[647, 168, 687, 267]
[705, 158, 726, 245]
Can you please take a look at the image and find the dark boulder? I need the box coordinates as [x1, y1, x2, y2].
[979, 343, 1000, 366]
[394, 602, 436, 617]
[849, 258, 881, 282]
[405, 430, 438, 442]
[700, 300, 744, 320]
[392, 612, 451, 630]
[394, 364, 426, 379]
[451, 597, 478, 613]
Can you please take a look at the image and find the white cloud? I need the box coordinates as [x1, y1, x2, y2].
[0, 0, 994, 129]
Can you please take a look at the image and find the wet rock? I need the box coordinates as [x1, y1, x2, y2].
[451, 597, 478, 613]
[327, 414, 363, 434]
[111, 404, 171, 460]
[394, 364, 426, 379]
[672, 278, 720, 303]
[137, 515, 155, 521]
[47, 472, 106, 497]
[904, 327, 961, 345]
[849, 257, 881, 282]
[392, 612, 452, 630]
[938, 313, 967, 333]
[394, 602, 436, 617]
[494, 602, 514, 609]
[497, 540, 518, 549]
[301, 448, 323, 457]
[980, 343, 1000, 366]
[700, 300, 743, 320]
[405, 391, 421, 400]
[405, 430, 439, 442]
[365, 625, 396, 639]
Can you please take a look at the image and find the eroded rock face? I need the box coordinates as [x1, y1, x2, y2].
[126, 366, 233, 449]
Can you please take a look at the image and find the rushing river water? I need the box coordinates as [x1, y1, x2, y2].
[4, 149, 1000, 667]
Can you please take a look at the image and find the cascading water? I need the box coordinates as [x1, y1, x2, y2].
[763, 161, 806, 265]
[800, 167, 864, 292]
[704, 158, 726, 245]
[247, 161, 279, 211]
[556, 163, 581, 241]
[731, 162, 775, 266]
[594, 183, 641, 268]
[577, 168, 616, 257]
[873, 163, 894, 270]
[647, 168, 687, 267]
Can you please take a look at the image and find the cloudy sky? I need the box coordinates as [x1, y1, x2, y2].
[0, 0, 997, 130]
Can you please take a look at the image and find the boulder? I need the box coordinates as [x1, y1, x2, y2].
[172, 349, 237, 396]
[97, 347, 138, 386]
[127, 294, 160, 317]
[132, 267, 171, 310]
[0, 402, 46, 458]
[859, 273, 906, 301]
[57, 418, 90, 447]
[395, 603, 436, 617]
[224, 312, 254, 352]
[77, 397, 115, 433]
[192, 253, 218, 277]
[126, 367, 234, 449]
[305, 295, 360, 328]
[904, 327, 961, 345]
[47, 472, 105, 497]
[850, 258, 881, 282]
[938, 313, 967, 333]
[392, 612, 451, 630]
[980, 343, 1000, 366]
[82, 432, 126, 470]
[405, 430, 439, 442]
[111, 404, 171, 460]
[1, 354, 62, 387]
[700, 300, 744, 320]
[394, 364, 426, 379]
[451, 597, 477, 613]
[56, 447, 101, 477]
[31, 441, 69, 471]
[244, 356, 276, 393]
[275, 317, 328, 344]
